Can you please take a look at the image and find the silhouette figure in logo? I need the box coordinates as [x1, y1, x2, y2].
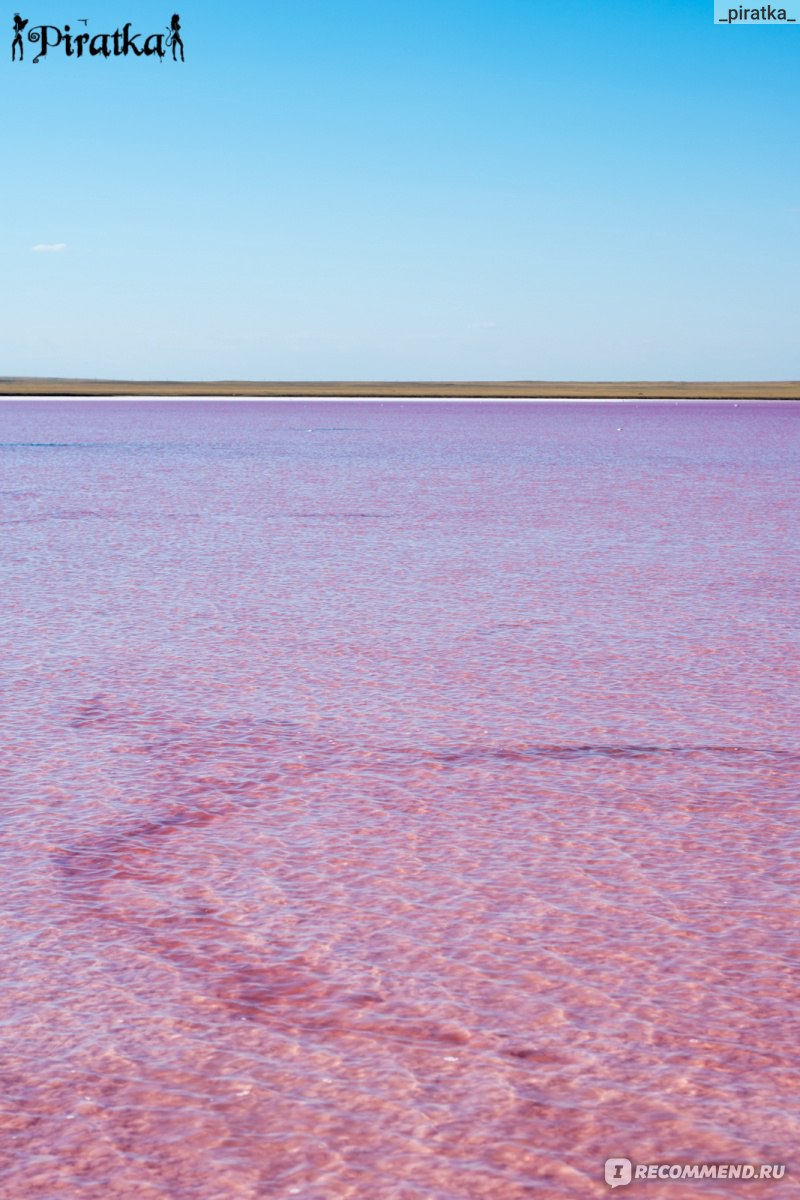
[12, 12, 28, 61]
[168, 13, 184, 62]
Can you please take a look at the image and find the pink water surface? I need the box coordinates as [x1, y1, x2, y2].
[0, 400, 798, 1199]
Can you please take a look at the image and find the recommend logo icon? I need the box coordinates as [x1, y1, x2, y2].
[605, 1159, 633, 1188]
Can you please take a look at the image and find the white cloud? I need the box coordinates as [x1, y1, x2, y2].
[32, 243, 67, 253]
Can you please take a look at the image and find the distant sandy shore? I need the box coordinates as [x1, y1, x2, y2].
[1, 379, 799, 399]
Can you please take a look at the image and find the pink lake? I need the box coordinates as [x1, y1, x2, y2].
[0, 400, 797, 1198]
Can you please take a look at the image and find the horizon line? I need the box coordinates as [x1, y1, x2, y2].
[1, 378, 800, 400]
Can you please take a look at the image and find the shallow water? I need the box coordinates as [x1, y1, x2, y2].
[0, 400, 797, 1198]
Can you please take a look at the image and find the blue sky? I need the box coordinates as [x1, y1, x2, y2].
[1, 0, 798, 379]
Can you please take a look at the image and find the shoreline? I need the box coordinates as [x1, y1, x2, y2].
[1, 379, 799, 400]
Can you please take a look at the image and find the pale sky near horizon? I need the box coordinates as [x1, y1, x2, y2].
[2, 1, 798, 380]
